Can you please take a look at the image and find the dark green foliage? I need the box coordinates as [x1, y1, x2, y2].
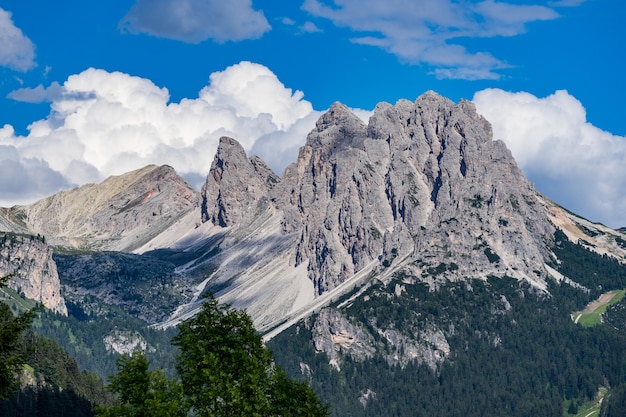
[96, 295, 328, 416]
[551, 228, 626, 300]
[24, 334, 111, 406]
[0, 276, 110, 416]
[483, 247, 500, 263]
[95, 352, 184, 417]
[0, 333, 112, 416]
[601, 383, 626, 417]
[604, 297, 626, 330]
[33, 302, 179, 379]
[173, 296, 274, 416]
[0, 275, 39, 400]
[173, 295, 328, 416]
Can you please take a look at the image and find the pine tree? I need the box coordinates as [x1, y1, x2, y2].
[0, 275, 39, 400]
[95, 351, 184, 417]
[173, 294, 328, 416]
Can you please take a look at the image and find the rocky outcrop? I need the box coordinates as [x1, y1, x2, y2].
[0, 233, 67, 315]
[103, 329, 153, 355]
[7, 165, 198, 251]
[311, 307, 449, 370]
[201, 137, 277, 227]
[311, 308, 376, 368]
[199, 91, 556, 305]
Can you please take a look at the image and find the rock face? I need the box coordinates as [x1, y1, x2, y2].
[204, 92, 555, 297]
[311, 307, 449, 371]
[0, 233, 67, 315]
[311, 308, 376, 368]
[201, 137, 278, 227]
[103, 329, 153, 355]
[5, 165, 198, 251]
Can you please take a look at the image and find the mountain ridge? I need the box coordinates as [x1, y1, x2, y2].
[1, 91, 625, 334]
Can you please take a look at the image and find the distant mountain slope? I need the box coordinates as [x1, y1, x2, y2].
[1, 165, 198, 252]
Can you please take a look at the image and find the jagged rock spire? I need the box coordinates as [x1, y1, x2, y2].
[201, 136, 279, 227]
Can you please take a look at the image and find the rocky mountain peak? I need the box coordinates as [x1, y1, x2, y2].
[277, 92, 553, 293]
[200, 92, 555, 298]
[0, 233, 67, 315]
[201, 136, 278, 227]
[306, 101, 368, 152]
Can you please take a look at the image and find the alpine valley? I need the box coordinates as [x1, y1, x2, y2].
[2, 91, 626, 416]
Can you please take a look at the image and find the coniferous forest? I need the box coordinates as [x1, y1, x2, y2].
[268, 231, 626, 417]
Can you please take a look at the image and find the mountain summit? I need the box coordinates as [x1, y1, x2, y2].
[2, 91, 624, 332]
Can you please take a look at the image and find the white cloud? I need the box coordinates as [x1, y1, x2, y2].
[302, 0, 560, 80]
[0, 141, 71, 206]
[120, 0, 270, 43]
[7, 82, 65, 103]
[299, 21, 322, 33]
[250, 112, 322, 171]
[473, 89, 626, 228]
[0, 8, 36, 71]
[1, 62, 318, 205]
[198, 61, 313, 131]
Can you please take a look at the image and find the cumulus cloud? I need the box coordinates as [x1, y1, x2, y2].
[473, 89, 626, 228]
[0, 8, 36, 71]
[0, 129, 71, 206]
[1, 62, 319, 205]
[120, 0, 270, 43]
[302, 0, 560, 80]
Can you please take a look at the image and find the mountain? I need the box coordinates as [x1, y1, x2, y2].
[2, 91, 625, 329]
[0, 164, 198, 252]
[2, 91, 626, 416]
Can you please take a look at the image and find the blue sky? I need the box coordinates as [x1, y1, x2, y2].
[0, 0, 625, 227]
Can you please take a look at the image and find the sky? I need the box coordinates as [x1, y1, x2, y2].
[0, 0, 625, 228]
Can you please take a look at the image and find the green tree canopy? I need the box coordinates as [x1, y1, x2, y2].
[173, 294, 328, 416]
[95, 351, 185, 417]
[97, 294, 328, 416]
[0, 275, 39, 400]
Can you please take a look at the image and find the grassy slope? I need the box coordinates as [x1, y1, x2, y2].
[577, 290, 626, 327]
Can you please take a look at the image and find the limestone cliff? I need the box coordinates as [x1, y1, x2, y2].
[0, 233, 67, 314]
[204, 92, 555, 298]
[201, 136, 278, 227]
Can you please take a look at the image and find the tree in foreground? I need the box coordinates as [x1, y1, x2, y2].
[0, 275, 39, 400]
[172, 294, 328, 416]
[95, 352, 185, 417]
[98, 294, 328, 416]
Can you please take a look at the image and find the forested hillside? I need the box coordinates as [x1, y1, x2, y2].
[268, 230, 626, 416]
[0, 276, 111, 416]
